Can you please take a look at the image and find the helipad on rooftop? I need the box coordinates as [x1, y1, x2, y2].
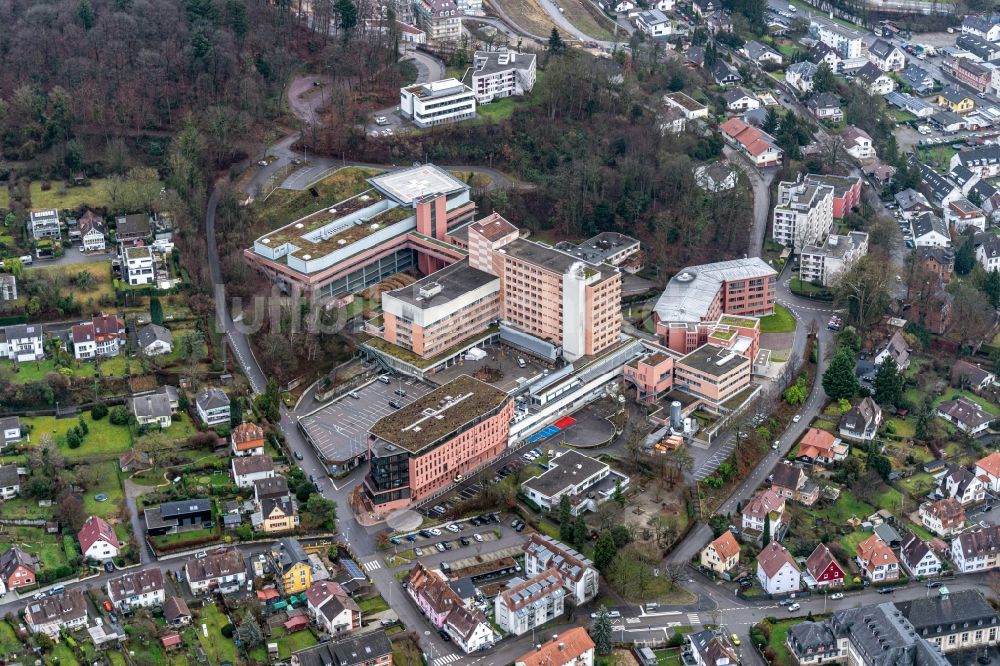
[369, 165, 468, 204]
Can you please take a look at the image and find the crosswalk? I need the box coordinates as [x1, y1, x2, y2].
[688, 613, 702, 625]
[362, 559, 383, 572]
[433, 654, 461, 666]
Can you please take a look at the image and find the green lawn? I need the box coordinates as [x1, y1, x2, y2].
[763, 619, 807, 666]
[195, 604, 238, 665]
[21, 413, 133, 459]
[476, 98, 517, 123]
[873, 486, 902, 513]
[273, 626, 320, 658]
[886, 417, 916, 438]
[357, 594, 390, 615]
[82, 461, 125, 519]
[50, 643, 80, 666]
[27, 260, 116, 302]
[5, 358, 96, 384]
[0, 531, 72, 572]
[934, 388, 1000, 417]
[759, 304, 796, 333]
[839, 530, 870, 558]
[805, 489, 874, 526]
[657, 648, 682, 666]
[0, 178, 156, 211]
[897, 472, 935, 497]
[254, 167, 381, 232]
[150, 526, 219, 549]
[0, 620, 25, 660]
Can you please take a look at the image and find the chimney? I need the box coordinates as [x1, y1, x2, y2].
[559, 643, 564, 651]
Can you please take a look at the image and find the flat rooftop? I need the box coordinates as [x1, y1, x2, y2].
[654, 257, 775, 324]
[473, 50, 536, 76]
[677, 343, 748, 375]
[369, 164, 468, 205]
[522, 450, 608, 498]
[369, 374, 509, 454]
[385, 259, 498, 310]
[402, 79, 472, 102]
[503, 239, 614, 278]
[555, 232, 639, 265]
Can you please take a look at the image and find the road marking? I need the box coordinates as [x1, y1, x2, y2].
[433, 655, 461, 665]
[688, 613, 702, 625]
[362, 559, 383, 572]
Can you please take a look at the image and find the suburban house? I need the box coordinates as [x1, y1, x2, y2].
[78, 515, 121, 562]
[115, 213, 152, 243]
[868, 38, 906, 71]
[977, 452, 1000, 492]
[185, 548, 249, 594]
[712, 61, 742, 86]
[164, 596, 192, 627]
[723, 88, 760, 112]
[919, 498, 966, 537]
[839, 397, 882, 441]
[494, 568, 566, 636]
[899, 534, 942, 578]
[144, 499, 213, 536]
[635, 9, 672, 37]
[855, 534, 899, 582]
[290, 631, 393, 666]
[195, 388, 231, 426]
[253, 477, 300, 533]
[663, 92, 709, 120]
[71, 313, 126, 360]
[137, 323, 174, 356]
[699, 530, 740, 575]
[741, 489, 788, 543]
[470, 50, 536, 104]
[874, 331, 910, 370]
[796, 428, 848, 465]
[945, 197, 987, 232]
[895, 188, 933, 218]
[720, 117, 782, 167]
[953, 361, 997, 392]
[0, 464, 21, 500]
[0, 417, 21, 449]
[123, 245, 155, 285]
[806, 92, 843, 121]
[805, 543, 845, 588]
[78, 210, 106, 252]
[902, 64, 935, 94]
[756, 542, 801, 595]
[910, 213, 951, 248]
[130, 392, 173, 428]
[233, 455, 275, 488]
[952, 526, 1000, 572]
[937, 88, 976, 114]
[770, 462, 819, 505]
[107, 568, 166, 611]
[855, 62, 895, 95]
[937, 398, 992, 436]
[939, 465, 987, 505]
[514, 627, 595, 666]
[266, 538, 313, 595]
[306, 580, 361, 635]
[979, 235, 1000, 272]
[232, 422, 266, 456]
[743, 40, 783, 66]
[785, 61, 818, 93]
[520, 450, 629, 516]
[844, 127, 876, 160]
[0, 546, 36, 592]
[0, 324, 44, 362]
[963, 15, 1000, 41]
[523, 534, 599, 605]
[29, 209, 61, 241]
[407, 562, 495, 652]
[24, 589, 88, 638]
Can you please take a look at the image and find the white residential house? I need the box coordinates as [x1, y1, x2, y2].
[635, 9, 671, 37]
[77, 516, 121, 562]
[785, 61, 818, 93]
[131, 393, 174, 428]
[743, 41, 783, 66]
[523, 535, 598, 605]
[810, 17, 863, 59]
[844, 127, 876, 160]
[0, 324, 44, 362]
[868, 39, 906, 71]
[798, 232, 868, 287]
[29, 209, 61, 241]
[839, 397, 882, 441]
[951, 526, 1000, 573]
[741, 489, 788, 542]
[0, 417, 21, 449]
[24, 590, 88, 638]
[137, 323, 174, 356]
[976, 452, 1000, 493]
[400, 79, 476, 128]
[232, 455, 276, 488]
[772, 179, 834, 250]
[855, 62, 896, 95]
[185, 549, 249, 595]
[899, 535, 942, 578]
[78, 211, 106, 253]
[939, 465, 987, 505]
[919, 498, 965, 537]
[937, 398, 993, 437]
[978, 236, 1000, 272]
[963, 16, 1000, 42]
[910, 213, 950, 248]
[494, 569, 566, 636]
[445, 606, 495, 653]
[107, 568, 166, 611]
[123, 245, 155, 286]
[723, 88, 761, 112]
[470, 51, 536, 104]
[756, 543, 801, 595]
[652, 0, 674, 9]
[195, 388, 231, 426]
[305, 580, 361, 635]
[945, 197, 987, 232]
[0, 464, 21, 500]
[663, 92, 709, 120]
[521, 450, 629, 515]
[71, 314, 125, 360]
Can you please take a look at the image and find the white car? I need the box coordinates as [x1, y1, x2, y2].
[435, 542, 446, 552]
[446, 523, 460, 533]
[772, 441, 779, 450]
[788, 603, 801, 612]
[414, 547, 424, 556]
[473, 533, 484, 542]
[429, 528, 442, 536]
[830, 592, 843, 600]
[792, 414, 801, 423]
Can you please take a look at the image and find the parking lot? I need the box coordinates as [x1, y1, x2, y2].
[299, 375, 435, 467]
[383, 514, 527, 574]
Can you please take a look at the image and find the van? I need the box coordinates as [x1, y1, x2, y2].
[49, 585, 65, 595]
[375, 116, 389, 126]
[19, 254, 33, 265]
[389, 400, 401, 409]
[378, 375, 391, 384]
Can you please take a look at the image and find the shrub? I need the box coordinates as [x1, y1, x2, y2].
[91, 403, 108, 420]
[221, 624, 235, 638]
[109, 406, 131, 426]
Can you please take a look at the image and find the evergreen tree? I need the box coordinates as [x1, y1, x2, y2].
[78, 0, 95, 30]
[335, 0, 358, 33]
[984, 269, 1000, 308]
[822, 348, 859, 400]
[762, 512, 771, 547]
[237, 614, 263, 649]
[704, 41, 718, 68]
[591, 608, 613, 655]
[77, 416, 88, 436]
[956, 235, 976, 276]
[594, 530, 616, 570]
[149, 296, 164, 326]
[548, 28, 564, 53]
[612, 480, 625, 506]
[812, 62, 835, 93]
[559, 495, 573, 542]
[873, 356, 904, 408]
[573, 514, 588, 551]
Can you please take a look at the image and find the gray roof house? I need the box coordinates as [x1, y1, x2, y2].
[130, 393, 173, 427]
[195, 388, 231, 427]
[137, 323, 173, 356]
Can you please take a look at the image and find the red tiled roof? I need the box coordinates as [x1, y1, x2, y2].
[516, 627, 595, 666]
[720, 117, 780, 157]
[161, 633, 182, 647]
[711, 531, 741, 560]
[77, 516, 121, 554]
[756, 542, 798, 578]
[232, 422, 265, 450]
[977, 451, 1000, 479]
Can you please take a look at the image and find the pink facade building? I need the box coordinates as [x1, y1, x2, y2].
[804, 174, 862, 220]
[673, 344, 752, 405]
[623, 351, 675, 403]
[361, 375, 513, 514]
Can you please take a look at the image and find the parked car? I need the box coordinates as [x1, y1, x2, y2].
[460, 537, 470, 546]
[731, 633, 741, 646]
[787, 603, 801, 612]
[438, 629, 451, 642]
[429, 528, 442, 536]
[792, 414, 801, 423]
[406, 534, 417, 542]
[435, 543, 446, 552]
[878, 587, 895, 595]
[414, 548, 424, 556]
[418, 530, 432, 538]
[446, 523, 460, 533]
[294, 451, 304, 460]
[442, 541, 453, 550]
[830, 592, 843, 600]
[926, 581, 941, 588]
[473, 533, 484, 542]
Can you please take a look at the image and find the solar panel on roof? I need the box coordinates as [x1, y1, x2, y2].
[342, 559, 364, 579]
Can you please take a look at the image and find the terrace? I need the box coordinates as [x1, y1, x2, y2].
[259, 190, 384, 248]
[719, 315, 759, 328]
[363, 323, 499, 370]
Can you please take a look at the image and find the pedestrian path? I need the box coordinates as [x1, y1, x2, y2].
[688, 612, 702, 625]
[433, 654, 462, 666]
[362, 558, 383, 572]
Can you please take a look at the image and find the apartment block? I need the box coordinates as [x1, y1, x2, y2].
[361, 375, 513, 513]
[773, 180, 834, 249]
[952, 525, 1000, 572]
[799, 232, 869, 287]
[471, 51, 536, 103]
[623, 350, 675, 403]
[673, 344, 752, 406]
[523, 534, 599, 605]
[400, 79, 477, 128]
[371, 260, 500, 359]
[415, 0, 463, 42]
[494, 568, 565, 635]
[810, 17, 863, 58]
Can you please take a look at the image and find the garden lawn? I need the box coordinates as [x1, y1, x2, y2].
[357, 594, 390, 615]
[805, 489, 874, 525]
[0, 529, 71, 571]
[82, 461, 125, 519]
[5, 358, 95, 384]
[839, 530, 870, 556]
[764, 619, 805, 666]
[657, 649, 682, 666]
[275, 627, 320, 658]
[897, 472, 935, 497]
[21, 413, 132, 459]
[196, 604, 238, 665]
[873, 486, 902, 513]
[476, 98, 516, 123]
[50, 643, 80, 666]
[28, 260, 115, 302]
[934, 388, 1000, 417]
[759, 304, 796, 333]
[0, 620, 25, 659]
[886, 417, 915, 438]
